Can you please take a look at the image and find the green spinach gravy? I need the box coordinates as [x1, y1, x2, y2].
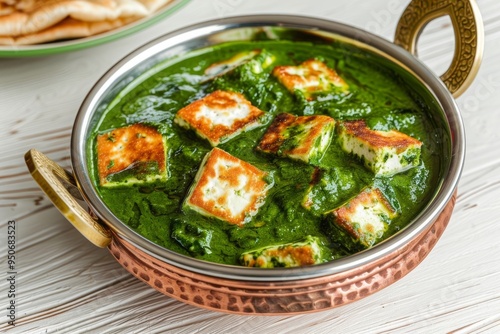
[90, 40, 447, 266]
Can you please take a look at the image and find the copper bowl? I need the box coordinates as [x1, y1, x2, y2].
[25, 0, 483, 315]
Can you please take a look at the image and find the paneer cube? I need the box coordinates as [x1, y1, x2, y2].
[184, 148, 271, 226]
[273, 59, 348, 99]
[337, 120, 423, 176]
[174, 90, 266, 146]
[257, 113, 335, 164]
[96, 123, 167, 187]
[204, 50, 260, 78]
[240, 236, 324, 268]
[204, 49, 276, 79]
[326, 188, 397, 249]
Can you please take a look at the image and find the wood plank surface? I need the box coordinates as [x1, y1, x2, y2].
[1, 0, 499, 333]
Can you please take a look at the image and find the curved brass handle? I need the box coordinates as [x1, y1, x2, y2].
[394, 0, 484, 98]
[25, 149, 112, 248]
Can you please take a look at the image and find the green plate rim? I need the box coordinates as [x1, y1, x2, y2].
[0, 0, 192, 58]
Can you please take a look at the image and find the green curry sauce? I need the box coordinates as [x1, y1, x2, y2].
[90, 40, 447, 265]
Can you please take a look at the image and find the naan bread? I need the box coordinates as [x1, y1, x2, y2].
[0, 16, 139, 45]
[0, 6, 15, 16]
[0, 0, 172, 45]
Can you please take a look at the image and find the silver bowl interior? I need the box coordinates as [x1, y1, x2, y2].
[72, 15, 464, 281]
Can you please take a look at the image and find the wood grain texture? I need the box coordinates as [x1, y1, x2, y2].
[1, 0, 500, 332]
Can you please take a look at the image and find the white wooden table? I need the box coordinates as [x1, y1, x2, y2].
[1, 0, 499, 332]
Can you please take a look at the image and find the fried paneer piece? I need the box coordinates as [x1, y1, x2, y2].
[337, 120, 423, 176]
[240, 236, 324, 268]
[96, 123, 167, 187]
[184, 148, 271, 226]
[205, 50, 260, 77]
[257, 113, 335, 165]
[273, 59, 348, 99]
[203, 49, 265, 79]
[204, 49, 276, 83]
[174, 90, 266, 146]
[326, 188, 397, 249]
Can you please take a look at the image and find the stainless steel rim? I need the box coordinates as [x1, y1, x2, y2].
[72, 14, 465, 281]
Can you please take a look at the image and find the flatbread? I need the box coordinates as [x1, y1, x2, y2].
[0, 16, 139, 45]
[0, 0, 172, 45]
[0, 5, 15, 16]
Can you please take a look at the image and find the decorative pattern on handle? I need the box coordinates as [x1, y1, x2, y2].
[394, 0, 484, 98]
[25, 149, 112, 248]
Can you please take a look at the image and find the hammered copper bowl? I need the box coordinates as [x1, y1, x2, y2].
[25, 0, 483, 315]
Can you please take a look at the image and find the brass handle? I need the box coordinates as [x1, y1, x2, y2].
[394, 0, 484, 98]
[25, 149, 112, 248]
